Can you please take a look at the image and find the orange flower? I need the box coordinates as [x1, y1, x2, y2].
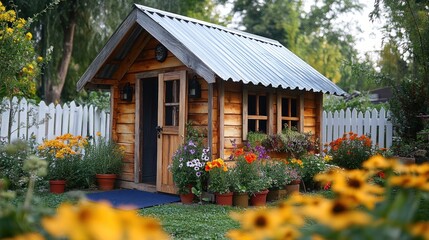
[244, 153, 257, 164]
[234, 148, 244, 157]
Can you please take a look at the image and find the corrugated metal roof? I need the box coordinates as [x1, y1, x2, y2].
[135, 4, 346, 96]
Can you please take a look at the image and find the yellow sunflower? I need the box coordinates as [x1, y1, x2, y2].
[330, 169, 384, 208]
[230, 208, 283, 239]
[304, 198, 372, 230]
[410, 222, 429, 240]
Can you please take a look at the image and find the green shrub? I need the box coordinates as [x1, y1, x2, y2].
[325, 132, 373, 169]
[0, 139, 43, 191]
[301, 154, 327, 191]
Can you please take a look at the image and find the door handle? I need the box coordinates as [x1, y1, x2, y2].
[156, 126, 163, 138]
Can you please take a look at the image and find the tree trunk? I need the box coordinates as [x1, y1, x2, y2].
[45, 7, 77, 104]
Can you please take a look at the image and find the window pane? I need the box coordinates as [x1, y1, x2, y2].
[259, 95, 267, 116]
[248, 94, 256, 115]
[282, 97, 289, 117]
[291, 98, 298, 117]
[165, 80, 179, 104]
[259, 120, 267, 133]
[291, 121, 299, 130]
[165, 106, 178, 126]
[281, 120, 289, 130]
[248, 119, 256, 132]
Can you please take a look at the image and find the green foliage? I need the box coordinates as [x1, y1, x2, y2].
[246, 131, 267, 147]
[323, 94, 388, 113]
[263, 160, 289, 190]
[0, 153, 47, 238]
[0, 139, 45, 191]
[84, 135, 124, 175]
[326, 132, 373, 169]
[261, 128, 314, 159]
[206, 160, 231, 194]
[139, 204, 240, 240]
[371, 0, 429, 83]
[37, 133, 89, 189]
[171, 124, 209, 194]
[0, 1, 42, 99]
[301, 154, 327, 191]
[389, 79, 428, 140]
[229, 148, 271, 195]
[75, 90, 111, 112]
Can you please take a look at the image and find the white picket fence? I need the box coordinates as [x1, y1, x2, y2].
[322, 108, 393, 149]
[0, 97, 110, 144]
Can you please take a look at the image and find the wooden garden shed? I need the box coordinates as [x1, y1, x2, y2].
[77, 4, 346, 194]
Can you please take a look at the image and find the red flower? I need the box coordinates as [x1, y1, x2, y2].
[377, 171, 385, 179]
[244, 153, 257, 164]
[323, 181, 331, 190]
[234, 148, 244, 157]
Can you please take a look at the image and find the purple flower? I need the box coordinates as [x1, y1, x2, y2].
[188, 140, 196, 147]
[196, 171, 201, 177]
[179, 158, 183, 162]
[190, 149, 195, 154]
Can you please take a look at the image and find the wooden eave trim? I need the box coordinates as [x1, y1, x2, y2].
[135, 10, 216, 84]
[112, 32, 152, 81]
[76, 9, 138, 91]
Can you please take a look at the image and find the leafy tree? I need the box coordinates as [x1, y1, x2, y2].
[371, 0, 429, 140]
[7, 0, 228, 104]
[371, 0, 429, 84]
[0, 1, 42, 99]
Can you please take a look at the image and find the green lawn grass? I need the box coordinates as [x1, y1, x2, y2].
[139, 204, 241, 240]
[13, 190, 429, 239]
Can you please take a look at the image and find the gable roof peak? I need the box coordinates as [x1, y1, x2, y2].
[134, 4, 281, 46]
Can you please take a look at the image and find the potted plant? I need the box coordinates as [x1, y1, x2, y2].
[285, 167, 302, 194]
[264, 160, 288, 201]
[85, 133, 124, 190]
[170, 125, 210, 203]
[37, 133, 87, 193]
[205, 158, 232, 206]
[229, 167, 249, 207]
[262, 128, 314, 159]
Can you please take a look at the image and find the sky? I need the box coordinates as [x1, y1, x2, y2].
[218, 0, 385, 59]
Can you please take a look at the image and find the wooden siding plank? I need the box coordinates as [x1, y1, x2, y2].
[117, 113, 136, 124]
[224, 114, 241, 126]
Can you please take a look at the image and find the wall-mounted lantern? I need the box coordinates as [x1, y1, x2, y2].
[188, 76, 201, 99]
[120, 83, 133, 102]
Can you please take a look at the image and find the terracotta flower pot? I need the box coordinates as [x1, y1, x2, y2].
[180, 192, 194, 204]
[96, 174, 117, 190]
[250, 189, 269, 206]
[233, 192, 249, 208]
[49, 180, 66, 194]
[266, 188, 287, 202]
[286, 180, 300, 195]
[215, 192, 233, 206]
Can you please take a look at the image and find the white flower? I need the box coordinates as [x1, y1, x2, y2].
[194, 166, 200, 171]
[179, 163, 183, 168]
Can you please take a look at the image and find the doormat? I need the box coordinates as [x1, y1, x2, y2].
[86, 189, 180, 209]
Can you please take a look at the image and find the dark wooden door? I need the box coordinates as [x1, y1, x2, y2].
[141, 77, 158, 184]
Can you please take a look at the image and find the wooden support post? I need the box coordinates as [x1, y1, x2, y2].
[208, 83, 214, 160]
[134, 78, 141, 183]
[218, 80, 225, 159]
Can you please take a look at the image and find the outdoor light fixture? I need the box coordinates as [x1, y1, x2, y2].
[120, 83, 133, 102]
[188, 75, 201, 99]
